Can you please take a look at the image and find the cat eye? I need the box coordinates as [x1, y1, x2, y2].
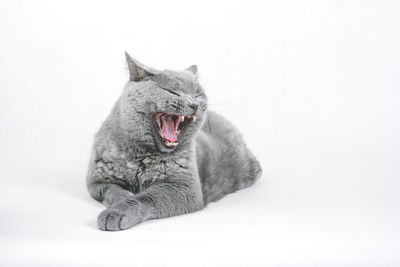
[160, 87, 180, 96]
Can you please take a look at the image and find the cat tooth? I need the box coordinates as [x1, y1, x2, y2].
[166, 141, 178, 147]
[192, 115, 196, 122]
[181, 115, 185, 122]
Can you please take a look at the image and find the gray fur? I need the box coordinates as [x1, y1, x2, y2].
[87, 53, 262, 231]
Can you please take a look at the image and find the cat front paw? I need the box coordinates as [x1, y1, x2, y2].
[97, 208, 140, 231]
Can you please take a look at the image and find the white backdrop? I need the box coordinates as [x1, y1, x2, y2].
[1, 0, 399, 266]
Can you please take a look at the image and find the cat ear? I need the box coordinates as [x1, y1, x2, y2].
[185, 65, 198, 77]
[125, 52, 158, 81]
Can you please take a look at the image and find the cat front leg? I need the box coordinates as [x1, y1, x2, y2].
[88, 182, 134, 208]
[97, 196, 143, 231]
[97, 178, 204, 231]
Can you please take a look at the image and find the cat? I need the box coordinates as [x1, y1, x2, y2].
[87, 52, 262, 231]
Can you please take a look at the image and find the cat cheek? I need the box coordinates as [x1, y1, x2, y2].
[147, 102, 159, 112]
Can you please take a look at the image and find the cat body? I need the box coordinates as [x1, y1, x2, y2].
[87, 53, 261, 230]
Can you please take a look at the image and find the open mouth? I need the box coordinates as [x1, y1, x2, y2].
[154, 112, 196, 148]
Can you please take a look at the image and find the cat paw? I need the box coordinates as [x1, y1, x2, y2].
[97, 208, 139, 231]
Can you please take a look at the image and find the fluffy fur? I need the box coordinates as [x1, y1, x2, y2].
[87, 53, 262, 231]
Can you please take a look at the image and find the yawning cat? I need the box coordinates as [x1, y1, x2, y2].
[87, 52, 262, 231]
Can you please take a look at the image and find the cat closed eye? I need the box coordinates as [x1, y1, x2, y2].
[161, 87, 180, 96]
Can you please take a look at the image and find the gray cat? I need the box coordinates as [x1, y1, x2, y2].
[87, 52, 262, 231]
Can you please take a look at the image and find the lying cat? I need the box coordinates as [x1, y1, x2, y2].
[87, 52, 262, 231]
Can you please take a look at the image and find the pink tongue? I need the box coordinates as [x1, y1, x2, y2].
[161, 116, 177, 142]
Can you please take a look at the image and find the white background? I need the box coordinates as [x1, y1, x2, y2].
[1, 0, 399, 266]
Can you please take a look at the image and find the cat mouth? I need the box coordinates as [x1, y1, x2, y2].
[154, 112, 196, 148]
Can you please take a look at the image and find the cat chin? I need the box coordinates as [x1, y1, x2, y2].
[154, 138, 181, 153]
[158, 145, 179, 153]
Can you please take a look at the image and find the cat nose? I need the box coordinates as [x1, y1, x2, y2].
[189, 103, 198, 113]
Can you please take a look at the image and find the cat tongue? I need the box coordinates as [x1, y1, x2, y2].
[161, 115, 177, 142]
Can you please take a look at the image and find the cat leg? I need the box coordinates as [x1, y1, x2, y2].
[201, 148, 262, 204]
[97, 180, 204, 231]
[88, 182, 134, 208]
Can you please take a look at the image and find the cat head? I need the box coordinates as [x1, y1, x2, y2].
[119, 52, 208, 153]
